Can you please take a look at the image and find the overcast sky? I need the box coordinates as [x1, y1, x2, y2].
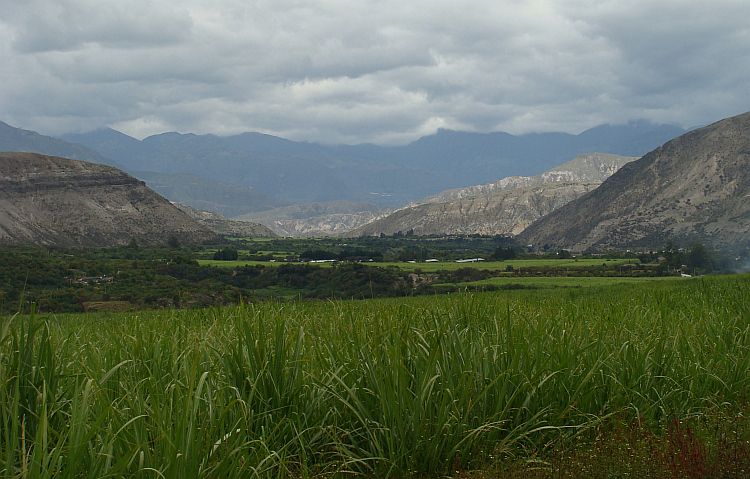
[1, 0, 749, 145]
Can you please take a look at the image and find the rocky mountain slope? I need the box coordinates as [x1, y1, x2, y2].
[518, 111, 750, 253]
[172, 203, 277, 238]
[0, 152, 216, 246]
[349, 182, 600, 237]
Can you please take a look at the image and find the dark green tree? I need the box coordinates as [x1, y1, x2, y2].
[686, 243, 711, 273]
[492, 246, 516, 261]
[213, 248, 239, 261]
[167, 236, 181, 249]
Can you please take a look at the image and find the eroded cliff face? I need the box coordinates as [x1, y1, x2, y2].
[0, 152, 217, 246]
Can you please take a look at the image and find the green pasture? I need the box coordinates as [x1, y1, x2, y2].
[1, 274, 748, 477]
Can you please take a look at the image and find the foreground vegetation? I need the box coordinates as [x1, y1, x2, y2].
[1, 274, 749, 477]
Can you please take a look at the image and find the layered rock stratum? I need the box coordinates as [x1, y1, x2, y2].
[0, 152, 217, 246]
[519, 111, 750, 252]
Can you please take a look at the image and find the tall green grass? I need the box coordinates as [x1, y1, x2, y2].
[1, 275, 748, 477]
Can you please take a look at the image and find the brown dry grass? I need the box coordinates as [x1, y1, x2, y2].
[459, 406, 750, 479]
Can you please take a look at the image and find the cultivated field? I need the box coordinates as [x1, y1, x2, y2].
[1, 274, 748, 477]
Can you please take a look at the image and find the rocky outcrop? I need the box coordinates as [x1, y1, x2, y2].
[0, 152, 217, 246]
[518, 111, 750, 253]
[349, 182, 600, 237]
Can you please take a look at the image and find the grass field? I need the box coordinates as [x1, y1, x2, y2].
[1, 274, 748, 477]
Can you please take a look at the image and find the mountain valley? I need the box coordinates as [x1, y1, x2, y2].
[3, 114, 749, 254]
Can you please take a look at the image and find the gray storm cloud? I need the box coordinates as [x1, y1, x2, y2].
[1, 0, 749, 144]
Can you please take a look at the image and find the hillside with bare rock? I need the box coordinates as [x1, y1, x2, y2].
[349, 182, 600, 237]
[0, 152, 217, 246]
[518, 111, 750, 253]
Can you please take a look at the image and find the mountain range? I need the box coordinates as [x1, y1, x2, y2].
[2, 118, 686, 214]
[0, 118, 692, 240]
[59, 122, 686, 208]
